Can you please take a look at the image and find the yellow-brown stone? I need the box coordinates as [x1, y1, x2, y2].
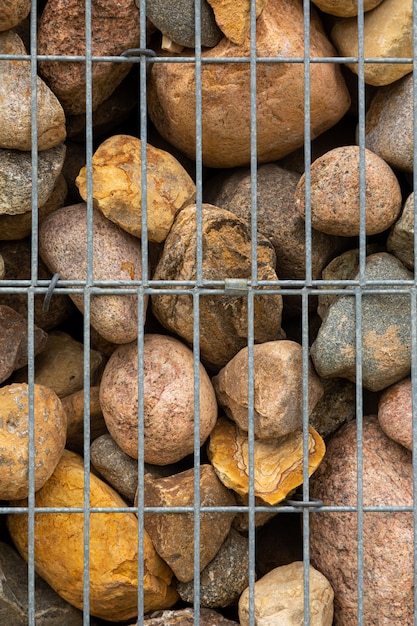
[206, 0, 266, 44]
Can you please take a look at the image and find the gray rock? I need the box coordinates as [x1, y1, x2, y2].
[90, 433, 138, 502]
[309, 377, 356, 439]
[311, 252, 413, 392]
[146, 0, 222, 48]
[387, 191, 414, 270]
[143, 608, 239, 625]
[0, 541, 83, 625]
[176, 529, 250, 608]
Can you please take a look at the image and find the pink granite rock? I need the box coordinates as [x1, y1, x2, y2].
[378, 377, 413, 451]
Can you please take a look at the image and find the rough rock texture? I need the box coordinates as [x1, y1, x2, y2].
[0, 541, 84, 626]
[388, 191, 414, 269]
[310, 416, 414, 625]
[213, 340, 324, 439]
[8, 450, 178, 620]
[0, 383, 66, 500]
[176, 528, 250, 608]
[99, 334, 217, 464]
[208, 417, 325, 505]
[148, 0, 350, 167]
[62, 386, 108, 455]
[311, 0, 383, 17]
[38, 0, 141, 115]
[295, 146, 402, 237]
[143, 608, 239, 625]
[239, 562, 334, 626]
[0, 305, 47, 384]
[90, 433, 139, 502]
[0, 0, 30, 30]
[0, 30, 66, 151]
[143, 465, 237, 583]
[76, 134, 196, 242]
[331, 0, 413, 86]
[0, 143, 66, 215]
[39, 203, 147, 344]
[204, 164, 341, 280]
[378, 377, 413, 451]
[311, 253, 414, 392]
[309, 377, 356, 439]
[151, 204, 283, 370]
[365, 73, 413, 172]
[206, 0, 266, 44]
[146, 0, 222, 48]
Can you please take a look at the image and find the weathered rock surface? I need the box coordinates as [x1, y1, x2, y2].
[148, 0, 350, 167]
[62, 386, 108, 455]
[8, 450, 178, 620]
[152, 204, 283, 370]
[378, 377, 413, 451]
[39, 203, 147, 344]
[309, 377, 356, 439]
[295, 146, 402, 237]
[76, 134, 196, 242]
[90, 433, 139, 502]
[311, 253, 414, 392]
[213, 340, 323, 440]
[311, 0, 383, 17]
[38, 0, 141, 115]
[0, 0, 30, 31]
[206, 0, 266, 44]
[143, 608, 239, 625]
[99, 334, 217, 464]
[0, 30, 66, 151]
[310, 416, 414, 625]
[143, 464, 237, 583]
[331, 0, 413, 86]
[388, 191, 414, 269]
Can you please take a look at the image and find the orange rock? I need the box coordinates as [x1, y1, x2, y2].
[206, 0, 266, 44]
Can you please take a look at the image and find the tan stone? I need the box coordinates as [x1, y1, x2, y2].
[143, 465, 237, 583]
[331, 0, 413, 86]
[206, 0, 266, 44]
[0, 0, 30, 30]
[311, 0, 383, 17]
[148, 0, 350, 168]
[387, 191, 415, 269]
[238, 562, 334, 626]
[207, 417, 325, 505]
[0, 30, 66, 150]
[62, 386, 108, 454]
[213, 340, 324, 440]
[8, 450, 178, 620]
[76, 134, 196, 243]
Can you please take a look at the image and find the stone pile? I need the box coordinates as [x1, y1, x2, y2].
[0, 0, 416, 624]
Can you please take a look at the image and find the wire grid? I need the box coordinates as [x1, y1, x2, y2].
[0, 0, 416, 625]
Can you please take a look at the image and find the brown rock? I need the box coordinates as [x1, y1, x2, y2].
[90, 433, 139, 502]
[311, 0, 383, 17]
[148, 0, 350, 167]
[62, 386, 108, 455]
[207, 417, 326, 505]
[8, 450, 178, 620]
[152, 204, 283, 370]
[388, 191, 415, 269]
[310, 416, 414, 625]
[38, 0, 141, 115]
[76, 134, 196, 242]
[331, 0, 413, 86]
[0, 0, 30, 30]
[295, 146, 402, 237]
[0, 30, 66, 150]
[143, 608, 239, 625]
[143, 464, 237, 583]
[378, 377, 413, 451]
[206, 0, 266, 44]
[213, 340, 324, 440]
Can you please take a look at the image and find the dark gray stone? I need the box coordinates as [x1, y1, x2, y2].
[90, 433, 138, 502]
[309, 377, 356, 439]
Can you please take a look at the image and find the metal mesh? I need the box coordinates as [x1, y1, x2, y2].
[1, 1, 417, 625]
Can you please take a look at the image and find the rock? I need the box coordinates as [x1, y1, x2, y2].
[38, 0, 141, 115]
[310, 416, 414, 625]
[143, 464, 236, 583]
[13, 330, 104, 397]
[0, 0, 30, 30]
[75, 134, 196, 242]
[309, 377, 356, 439]
[8, 449, 178, 620]
[62, 386, 108, 455]
[176, 528, 250, 608]
[146, 0, 222, 48]
[204, 164, 341, 281]
[311, 0, 383, 17]
[0, 143, 66, 215]
[99, 334, 217, 464]
[311, 252, 414, 392]
[147, 0, 350, 167]
[143, 608, 239, 625]
[365, 73, 414, 172]
[0, 541, 83, 626]
[0, 30, 66, 151]
[0, 253, 4, 279]
[39, 203, 147, 344]
[238, 561, 334, 626]
[206, 0, 266, 44]
[295, 146, 402, 237]
[0, 306, 47, 384]
[90, 433, 139, 502]
[208, 417, 325, 505]
[387, 191, 414, 269]
[331, 0, 413, 86]
[378, 377, 413, 451]
[151, 204, 283, 370]
[213, 340, 323, 440]
[0, 383, 66, 500]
